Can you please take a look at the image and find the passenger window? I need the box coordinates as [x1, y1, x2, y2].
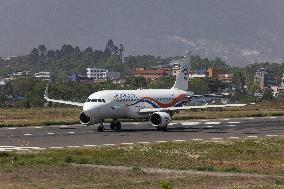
[98, 99, 102, 102]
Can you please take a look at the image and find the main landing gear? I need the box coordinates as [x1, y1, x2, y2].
[97, 120, 121, 132]
[110, 120, 121, 131]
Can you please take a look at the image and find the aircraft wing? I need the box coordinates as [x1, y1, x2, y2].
[44, 87, 84, 107]
[139, 104, 247, 113]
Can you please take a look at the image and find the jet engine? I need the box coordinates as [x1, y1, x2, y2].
[79, 111, 92, 125]
[150, 112, 171, 128]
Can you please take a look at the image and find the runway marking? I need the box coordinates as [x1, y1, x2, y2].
[121, 143, 134, 145]
[181, 122, 200, 126]
[7, 128, 16, 130]
[137, 142, 150, 144]
[169, 123, 178, 126]
[0, 146, 16, 148]
[103, 144, 116, 146]
[247, 136, 258, 138]
[211, 138, 223, 140]
[228, 122, 240, 124]
[67, 146, 80, 148]
[229, 137, 240, 139]
[24, 133, 32, 136]
[205, 122, 220, 125]
[228, 125, 236, 127]
[83, 145, 97, 147]
[47, 133, 55, 135]
[266, 134, 278, 137]
[268, 117, 276, 119]
[50, 147, 63, 149]
[223, 118, 230, 121]
[200, 120, 208, 121]
[173, 140, 186, 142]
[156, 141, 167, 143]
[131, 122, 140, 125]
[35, 127, 42, 129]
[192, 138, 203, 141]
[68, 132, 75, 134]
[206, 126, 213, 128]
[60, 126, 68, 128]
[244, 117, 254, 120]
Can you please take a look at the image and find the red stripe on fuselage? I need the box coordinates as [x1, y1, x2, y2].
[142, 94, 187, 108]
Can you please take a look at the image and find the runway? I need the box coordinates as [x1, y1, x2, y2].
[0, 116, 283, 151]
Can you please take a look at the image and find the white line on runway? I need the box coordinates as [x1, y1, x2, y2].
[223, 118, 230, 121]
[156, 141, 167, 143]
[60, 126, 68, 128]
[121, 143, 134, 145]
[137, 142, 150, 144]
[247, 136, 258, 138]
[228, 125, 236, 127]
[83, 145, 97, 147]
[191, 138, 203, 141]
[24, 133, 32, 136]
[0, 146, 16, 148]
[168, 123, 178, 126]
[68, 132, 75, 134]
[244, 117, 254, 120]
[7, 128, 16, 130]
[181, 122, 200, 126]
[268, 117, 276, 119]
[67, 146, 80, 148]
[266, 134, 278, 137]
[103, 144, 116, 146]
[173, 140, 186, 142]
[47, 133, 55, 135]
[35, 127, 42, 129]
[131, 123, 140, 125]
[205, 122, 220, 125]
[228, 122, 240, 124]
[50, 147, 63, 149]
[229, 137, 240, 139]
[211, 138, 223, 140]
[206, 126, 213, 128]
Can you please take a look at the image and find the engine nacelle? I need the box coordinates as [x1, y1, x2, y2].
[150, 112, 171, 128]
[79, 111, 92, 126]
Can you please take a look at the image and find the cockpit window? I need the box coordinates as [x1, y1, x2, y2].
[102, 99, 105, 103]
[86, 99, 91, 102]
[91, 99, 97, 102]
[98, 99, 102, 102]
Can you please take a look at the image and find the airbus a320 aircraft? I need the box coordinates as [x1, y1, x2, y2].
[44, 50, 245, 131]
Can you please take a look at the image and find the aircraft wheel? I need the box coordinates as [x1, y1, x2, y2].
[115, 122, 121, 131]
[110, 122, 115, 130]
[98, 126, 104, 132]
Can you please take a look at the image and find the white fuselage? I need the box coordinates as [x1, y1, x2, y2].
[83, 89, 188, 121]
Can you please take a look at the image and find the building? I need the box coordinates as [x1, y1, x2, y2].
[206, 67, 225, 78]
[86, 68, 107, 80]
[254, 68, 277, 90]
[134, 68, 171, 79]
[34, 72, 51, 81]
[86, 67, 121, 81]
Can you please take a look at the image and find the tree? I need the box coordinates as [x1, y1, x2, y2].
[119, 44, 124, 61]
[84, 47, 93, 54]
[30, 48, 39, 60]
[38, 45, 47, 57]
[189, 78, 208, 94]
[61, 44, 74, 56]
[104, 39, 115, 55]
[46, 50, 55, 59]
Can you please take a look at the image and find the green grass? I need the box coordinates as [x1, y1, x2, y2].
[0, 138, 283, 175]
[0, 138, 283, 188]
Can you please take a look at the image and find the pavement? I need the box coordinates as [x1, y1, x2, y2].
[0, 116, 283, 151]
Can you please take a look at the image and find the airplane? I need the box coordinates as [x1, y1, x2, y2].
[44, 50, 246, 132]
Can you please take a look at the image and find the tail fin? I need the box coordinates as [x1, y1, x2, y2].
[172, 50, 192, 91]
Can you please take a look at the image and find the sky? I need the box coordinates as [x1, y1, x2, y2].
[0, 0, 284, 66]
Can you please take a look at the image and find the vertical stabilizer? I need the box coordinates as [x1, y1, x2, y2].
[172, 50, 192, 91]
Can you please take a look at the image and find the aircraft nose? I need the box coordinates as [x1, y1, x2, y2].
[83, 103, 94, 116]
